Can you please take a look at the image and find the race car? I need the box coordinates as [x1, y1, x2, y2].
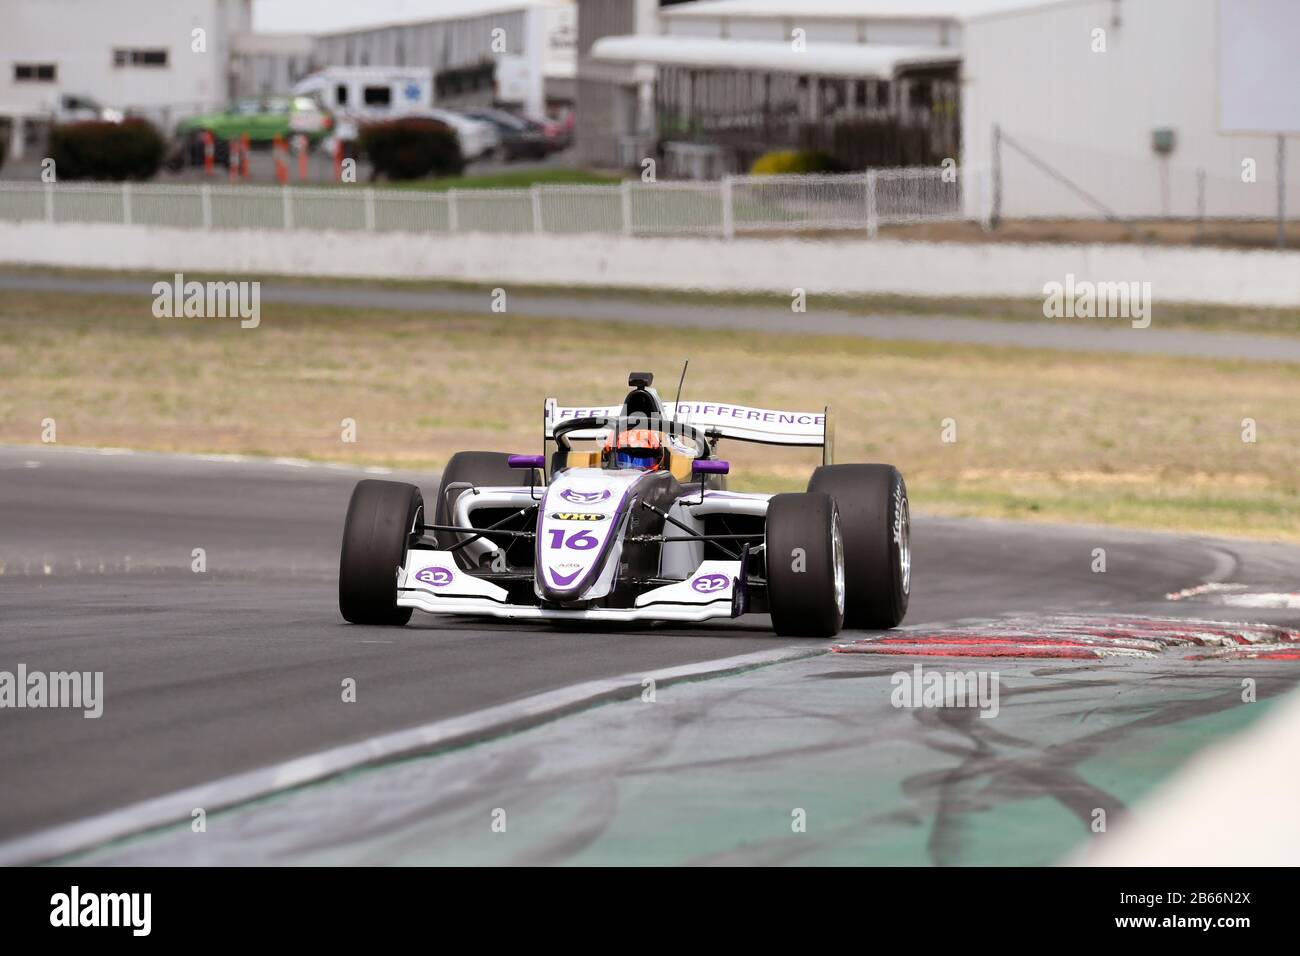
[338, 373, 910, 637]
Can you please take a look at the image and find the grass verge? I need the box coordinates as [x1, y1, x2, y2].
[384, 168, 622, 192]
[6, 264, 1300, 339]
[2, 289, 1298, 541]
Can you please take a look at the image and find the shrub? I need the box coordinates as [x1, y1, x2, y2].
[749, 149, 842, 176]
[48, 119, 165, 181]
[360, 118, 464, 181]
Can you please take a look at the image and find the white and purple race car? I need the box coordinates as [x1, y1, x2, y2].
[338, 372, 909, 637]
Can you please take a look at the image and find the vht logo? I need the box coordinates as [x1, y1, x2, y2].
[550, 512, 605, 521]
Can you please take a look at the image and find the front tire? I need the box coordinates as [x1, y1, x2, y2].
[808, 464, 910, 629]
[765, 492, 845, 637]
[433, 451, 538, 549]
[339, 479, 423, 625]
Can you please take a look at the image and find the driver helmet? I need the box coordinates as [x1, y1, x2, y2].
[602, 429, 663, 472]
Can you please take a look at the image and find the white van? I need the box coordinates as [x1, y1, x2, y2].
[293, 67, 499, 162]
[294, 67, 433, 118]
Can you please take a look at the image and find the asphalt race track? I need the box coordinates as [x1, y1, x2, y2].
[3, 444, 1299, 864]
[4, 271, 1300, 363]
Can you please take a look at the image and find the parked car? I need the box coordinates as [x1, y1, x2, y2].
[55, 94, 124, 124]
[523, 109, 573, 151]
[462, 108, 551, 161]
[414, 109, 500, 162]
[176, 95, 333, 164]
[294, 69, 499, 164]
[326, 108, 499, 164]
[293, 67, 434, 116]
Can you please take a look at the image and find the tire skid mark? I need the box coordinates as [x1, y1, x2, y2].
[900, 673, 1300, 865]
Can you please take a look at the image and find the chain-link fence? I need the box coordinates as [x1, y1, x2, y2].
[992, 128, 1291, 223]
[0, 168, 983, 239]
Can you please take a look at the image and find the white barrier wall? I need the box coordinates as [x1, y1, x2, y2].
[2, 222, 1299, 307]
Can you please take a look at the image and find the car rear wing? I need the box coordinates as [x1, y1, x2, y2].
[543, 398, 834, 465]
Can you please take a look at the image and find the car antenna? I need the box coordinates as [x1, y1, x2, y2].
[673, 358, 704, 497]
[673, 359, 689, 421]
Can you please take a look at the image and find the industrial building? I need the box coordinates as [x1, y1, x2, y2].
[577, 0, 981, 173]
[0, 0, 572, 158]
[240, 0, 576, 118]
[577, 0, 1300, 220]
[0, 0, 252, 152]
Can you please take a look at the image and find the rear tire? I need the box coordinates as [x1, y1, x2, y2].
[765, 492, 845, 637]
[808, 464, 910, 629]
[339, 479, 423, 625]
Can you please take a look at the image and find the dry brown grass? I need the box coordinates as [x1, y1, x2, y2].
[2, 289, 1298, 540]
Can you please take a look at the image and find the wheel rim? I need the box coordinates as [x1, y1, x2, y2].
[898, 494, 911, 595]
[832, 510, 846, 617]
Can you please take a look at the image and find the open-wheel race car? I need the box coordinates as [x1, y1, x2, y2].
[338, 372, 910, 637]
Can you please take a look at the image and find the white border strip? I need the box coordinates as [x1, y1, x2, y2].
[1070, 686, 1300, 865]
[0, 443, 397, 475]
[0, 644, 824, 866]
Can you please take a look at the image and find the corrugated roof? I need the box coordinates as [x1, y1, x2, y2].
[590, 35, 959, 78]
[253, 0, 553, 36]
[660, 0, 1065, 21]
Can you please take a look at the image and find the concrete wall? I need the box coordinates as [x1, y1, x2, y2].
[3, 221, 1299, 307]
[229, 33, 315, 98]
[575, 0, 656, 167]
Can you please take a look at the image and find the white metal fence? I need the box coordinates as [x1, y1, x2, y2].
[0, 168, 981, 239]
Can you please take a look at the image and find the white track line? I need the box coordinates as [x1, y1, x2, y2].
[0, 444, 395, 474]
[0, 644, 825, 866]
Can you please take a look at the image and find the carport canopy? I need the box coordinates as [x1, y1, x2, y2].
[589, 35, 960, 79]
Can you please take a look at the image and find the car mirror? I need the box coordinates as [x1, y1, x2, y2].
[692, 459, 729, 476]
[508, 454, 545, 469]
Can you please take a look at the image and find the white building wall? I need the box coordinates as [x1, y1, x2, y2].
[797, 19, 861, 43]
[575, 0, 657, 166]
[860, 22, 950, 45]
[312, 11, 529, 72]
[962, 0, 1300, 219]
[663, 18, 729, 39]
[722, 18, 787, 41]
[0, 0, 248, 113]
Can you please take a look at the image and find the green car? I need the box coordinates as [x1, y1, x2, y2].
[176, 95, 333, 163]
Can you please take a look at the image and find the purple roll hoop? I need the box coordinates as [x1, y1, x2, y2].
[692, 458, 730, 475]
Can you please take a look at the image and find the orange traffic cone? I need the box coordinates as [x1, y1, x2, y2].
[273, 135, 288, 185]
